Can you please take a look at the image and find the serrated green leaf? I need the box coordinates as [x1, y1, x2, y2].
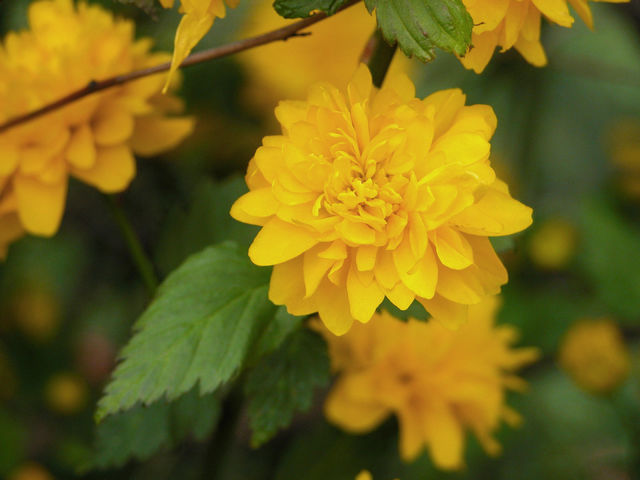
[365, 0, 472, 61]
[245, 329, 329, 447]
[91, 390, 220, 469]
[251, 307, 304, 362]
[273, 0, 351, 18]
[96, 243, 275, 421]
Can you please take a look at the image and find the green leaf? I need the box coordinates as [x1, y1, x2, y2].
[273, 0, 351, 18]
[91, 390, 220, 469]
[365, 0, 472, 61]
[155, 176, 258, 277]
[245, 329, 330, 447]
[96, 242, 275, 421]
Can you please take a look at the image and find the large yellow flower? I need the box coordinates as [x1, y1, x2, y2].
[459, 0, 628, 73]
[161, 0, 239, 90]
[238, 1, 411, 110]
[316, 297, 539, 469]
[559, 318, 631, 395]
[0, 0, 194, 255]
[231, 65, 532, 335]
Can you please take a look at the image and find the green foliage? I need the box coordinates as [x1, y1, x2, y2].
[155, 177, 258, 277]
[364, 0, 472, 62]
[273, 0, 351, 18]
[245, 329, 330, 447]
[578, 198, 640, 321]
[96, 243, 276, 420]
[92, 390, 220, 469]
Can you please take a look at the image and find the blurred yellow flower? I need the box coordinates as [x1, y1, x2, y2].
[355, 471, 398, 480]
[238, 1, 411, 109]
[608, 118, 640, 198]
[528, 218, 578, 270]
[161, 0, 239, 90]
[459, 0, 628, 73]
[8, 463, 54, 480]
[231, 64, 532, 335]
[316, 297, 538, 469]
[0, 0, 194, 254]
[45, 372, 89, 415]
[559, 318, 631, 395]
[10, 285, 61, 343]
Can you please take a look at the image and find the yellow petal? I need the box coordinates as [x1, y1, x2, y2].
[452, 187, 533, 236]
[513, 36, 548, 67]
[71, 145, 136, 193]
[92, 107, 134, 146]
[386, 281, 415, 310]
[303, 246, 334, 297]
[230, 188, 278, 226]
[315, 279, 354, 335]
[14, 174, 67, 236]
[459, 31, 499, 74]
[418, 294, 468, 329]
[532, 0, 574, 27]
[130, 116, 195, 157]
[436, 265, 485, 304]
[269, 257, 316, 315]
[433, 227, 474, 270]
[347, 265, 384, 323]
[423, 402, 464, 470]
[164, 12, 215, 92]
[467, 0, 510, 32]
[249, 217, 318, 266]
[66, 125, 96, 169]
[347, 63, 373, 106]
[325, 375, 389, 432]
[567, 0, 593, 28]
[397, 406, 425, 461]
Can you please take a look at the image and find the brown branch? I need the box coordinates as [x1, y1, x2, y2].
[0, 0, 361, 135]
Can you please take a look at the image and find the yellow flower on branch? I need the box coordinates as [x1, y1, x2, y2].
[0, 0, 194, 254]
[231, 65, 532, 335]
[459, 0, 629, 73]
[559, 318, 631, 395]
[161, 0, 239, 90]
[316, 297, 539, 469]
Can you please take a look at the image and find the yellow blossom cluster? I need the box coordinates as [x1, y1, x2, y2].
[459, 0, 628, 73]
[0, 0, 194, 258]
[161, 0, 239, 89]
[559, 318, 631, 395]
[231, 64, 532, 335]
[315, 297, 539, 469]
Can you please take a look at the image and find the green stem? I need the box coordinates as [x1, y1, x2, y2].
[367, 30, 397, 88]
[105, 195, 159, 295]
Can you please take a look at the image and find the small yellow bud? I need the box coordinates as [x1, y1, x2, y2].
[559, 318, 631, 395]
[10, 287, 60, 343]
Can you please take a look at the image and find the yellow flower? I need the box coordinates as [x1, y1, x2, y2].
[238, 1, 412, 110]
[315, 297, 539, 469]
[45, 372, 89, 415]
[0, 0, 194, 252]
[528, 218, 578, 270]
[559, 318, 631, 395]
[8, 463, 54, 480]
[355, 471, 398, 480]
[459, 0, 628, 73]
[161, 0, 239, 90]
[231, 65, 532, 335]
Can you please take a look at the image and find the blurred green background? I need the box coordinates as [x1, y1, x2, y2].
[1, 0, 640, 478]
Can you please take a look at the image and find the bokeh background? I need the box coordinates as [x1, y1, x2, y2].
[1, 0, 640, 478]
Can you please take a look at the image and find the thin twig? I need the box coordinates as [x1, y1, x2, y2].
[0, 0, 361, 135]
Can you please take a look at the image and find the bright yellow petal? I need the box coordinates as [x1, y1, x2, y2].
[66, 125, 96, 169]
[459, 31, 499, 74]
[325, 375, 390, 432]
[433, 227, 474, 270]
[71, 145, 136, 193]
[248, 217, 318, 266]
[164, 12, 215, 92]
[347, 265, 384, 323]
[418, 294, 468, 329]
[130, 116, 195, 157]
[423, 402, 465, 470]
[92, 106, 134, 147]
[269, 257, 316, 315]
[532, 0, 574, 26]
[315, 279, 354, 336]
[230, 188, 278, 226]
[14, 174, 67, 236]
